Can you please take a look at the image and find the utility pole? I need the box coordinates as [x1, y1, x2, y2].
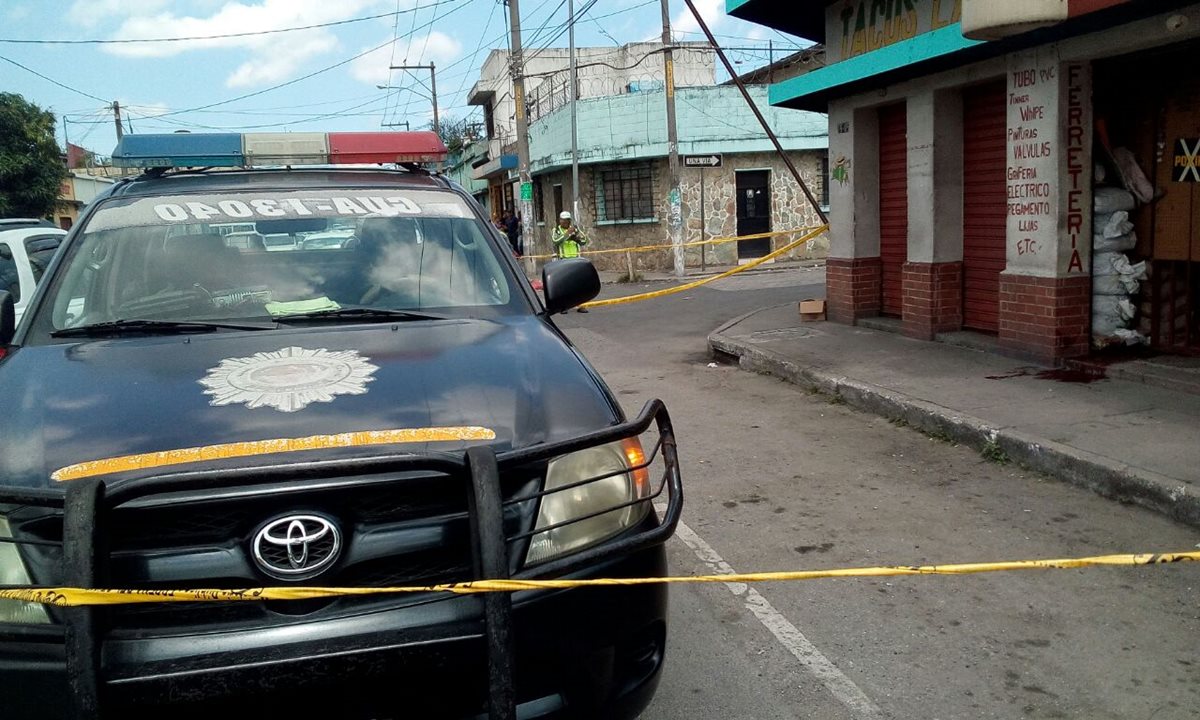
[661, 0, 684, 278]
[568, 0, 580, 223]
[112, 101, 123, 141]
[507, 0, 535, 266]
[388, 63, 440, 137]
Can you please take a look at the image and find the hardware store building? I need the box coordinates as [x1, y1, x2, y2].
[730, 0, 1200, 364]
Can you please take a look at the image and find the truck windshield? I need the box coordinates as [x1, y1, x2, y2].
[31, 188, 521, 335]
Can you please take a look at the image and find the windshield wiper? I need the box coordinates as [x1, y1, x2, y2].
[50, 318, 276, 337]
[273, 307, 447, 323]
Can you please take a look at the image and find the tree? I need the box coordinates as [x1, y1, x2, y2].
[433, 116, 482, 155]
[0, 93, 67, 218]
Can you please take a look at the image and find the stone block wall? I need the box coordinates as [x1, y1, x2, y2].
[530, 149, 829, 273]
[680, 150, 828, 267]
[530, 162, 673, 273]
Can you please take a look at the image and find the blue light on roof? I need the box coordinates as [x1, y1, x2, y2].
[112, 133, 244, 168]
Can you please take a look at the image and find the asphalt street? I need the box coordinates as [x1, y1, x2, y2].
[555, 268, 1199, 720]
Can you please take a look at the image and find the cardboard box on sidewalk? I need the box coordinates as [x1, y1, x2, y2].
[798, 299, 825, 322]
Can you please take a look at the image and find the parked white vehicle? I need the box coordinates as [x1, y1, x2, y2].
[0, 220, 67, 326]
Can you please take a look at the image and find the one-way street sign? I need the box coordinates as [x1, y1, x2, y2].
[683, 154, 722, 168]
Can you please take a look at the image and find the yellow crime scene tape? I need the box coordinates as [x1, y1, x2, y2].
[523, 227, 816, 261]
[579, 225, 828, 309]
[2, 551, 1195, 607]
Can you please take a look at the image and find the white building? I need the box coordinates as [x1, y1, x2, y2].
[465, 42, 716, 214]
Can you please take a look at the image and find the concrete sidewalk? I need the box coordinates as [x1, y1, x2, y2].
[709, 303, 1200, 528]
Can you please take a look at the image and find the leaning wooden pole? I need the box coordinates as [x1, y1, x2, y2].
[681, 0, 829, 225]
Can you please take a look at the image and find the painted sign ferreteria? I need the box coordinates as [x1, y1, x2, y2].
[1005, 48, 1091, 277]
[826, 0, 963, 63]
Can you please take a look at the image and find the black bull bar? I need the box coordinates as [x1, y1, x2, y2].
[0, 399, 683, 720]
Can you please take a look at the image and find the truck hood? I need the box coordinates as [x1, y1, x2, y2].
[0, 317, 619, 489]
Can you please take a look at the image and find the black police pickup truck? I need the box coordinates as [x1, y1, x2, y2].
[0, 132, 682, 719]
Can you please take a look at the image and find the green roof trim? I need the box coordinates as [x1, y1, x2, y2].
[769, 24, 983, 107]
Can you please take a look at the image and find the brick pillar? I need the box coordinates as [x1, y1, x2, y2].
[999, 274, 1090, 365]
[902, 262, 962, 340]
[827, 257, 881, 324]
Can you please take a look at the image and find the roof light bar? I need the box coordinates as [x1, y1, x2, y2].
[243, 132, 329, 166]
[112, 133, 243, 168]
[112, 131, 448, 169]
[328, 131, 447, 164]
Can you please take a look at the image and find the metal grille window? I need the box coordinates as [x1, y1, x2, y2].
[533, 181, 545, 224]
[596, 163, 655, 222]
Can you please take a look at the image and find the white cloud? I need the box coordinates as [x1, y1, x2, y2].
[68, 0, 169, 28]
[349, 31, 462, 86]
[673, 0, 725, 39]
[104, 0, 379, 57]
[88, 0, 390, 88]
[225, 29, 340, 87]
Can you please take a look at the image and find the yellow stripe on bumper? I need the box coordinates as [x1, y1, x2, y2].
[51, 426, 497, 482]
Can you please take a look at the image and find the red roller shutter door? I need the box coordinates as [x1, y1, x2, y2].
[878, 103, 908, 317]
[962, 81, 1008, 333]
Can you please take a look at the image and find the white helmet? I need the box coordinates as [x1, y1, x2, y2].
[559, 211, 572, 220]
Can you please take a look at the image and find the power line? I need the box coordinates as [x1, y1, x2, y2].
[381, 0, 409, 128]
[148, 0, 476, 120]
[524, 0, 568, 48]
[0, 54, 110, 103]
[452, 0, 500, 100]
[0, 5, 452, 45]
[393, 0, 428, 125]
[4, 1, 474, 122]
[525, 0, 598, 62]
[126, 94, 397, 130]
[123, 93, 383, 115]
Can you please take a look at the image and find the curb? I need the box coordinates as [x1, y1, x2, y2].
[708, 312, 1200, 529]
[601, 260, 827, 285]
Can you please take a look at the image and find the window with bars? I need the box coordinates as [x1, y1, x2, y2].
[595, 163, 655, 222]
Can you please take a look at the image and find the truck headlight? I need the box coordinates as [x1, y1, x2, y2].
[525, 438, 652, 565]
[0, 516, 49, 624]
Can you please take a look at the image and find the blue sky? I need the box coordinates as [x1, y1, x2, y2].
[1, 0, 807, 159]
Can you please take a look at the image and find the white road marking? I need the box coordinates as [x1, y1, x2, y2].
[660, 507, 883, 719]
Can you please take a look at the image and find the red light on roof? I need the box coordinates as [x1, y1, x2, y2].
[328, 131, 448, 164]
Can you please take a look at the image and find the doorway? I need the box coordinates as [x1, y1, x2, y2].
[961, 80, 1008, 333]
[736, 170, 771, 258]
[1095, 41, 1200, 352]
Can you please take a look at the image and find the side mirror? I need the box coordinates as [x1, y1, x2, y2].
[542, 258, 600, 315]
[0, 291, 14, 346]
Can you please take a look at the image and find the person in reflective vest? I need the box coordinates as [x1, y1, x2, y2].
[552, 211, 588, 259]
[552, 211, 590, 312]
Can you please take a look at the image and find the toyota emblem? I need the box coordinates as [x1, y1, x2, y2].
[252, 514, 342, 580]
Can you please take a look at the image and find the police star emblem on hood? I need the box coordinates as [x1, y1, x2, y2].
[199, 346, 379, 413]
